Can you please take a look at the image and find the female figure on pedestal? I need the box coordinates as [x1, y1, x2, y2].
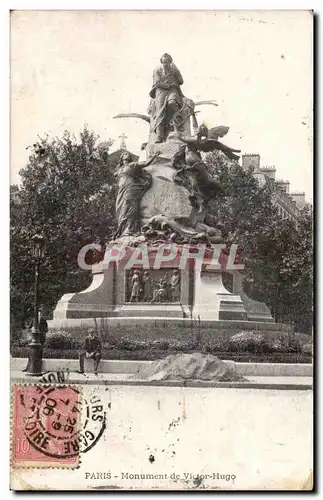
[114, 150, 160, 238]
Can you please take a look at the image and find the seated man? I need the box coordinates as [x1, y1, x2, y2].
[79, 329, 102, 375]
[148, 53, 184, 143]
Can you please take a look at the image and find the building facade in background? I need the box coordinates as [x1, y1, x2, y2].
[241, 154, 310, 224]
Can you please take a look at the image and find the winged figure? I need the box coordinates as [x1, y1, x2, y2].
[175, 123, 241, 161]
[170, 122, 241, 214]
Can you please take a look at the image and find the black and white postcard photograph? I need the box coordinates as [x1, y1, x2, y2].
[9, 9, 313, 491]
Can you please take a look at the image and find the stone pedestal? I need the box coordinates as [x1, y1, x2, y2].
[192, 270, 247, 321]
[52, 271, 116, 320]
[52, 247, 191, 324]
[50, 246, 251, 327]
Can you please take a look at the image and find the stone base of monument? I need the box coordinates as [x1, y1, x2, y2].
[50, 246, 283, 334]
[192, 270, 247, 321]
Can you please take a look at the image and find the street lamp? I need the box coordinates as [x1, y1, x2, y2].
[25, 234, 46, 376]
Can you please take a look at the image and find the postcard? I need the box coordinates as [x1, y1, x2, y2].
[10, 10, 313, 491]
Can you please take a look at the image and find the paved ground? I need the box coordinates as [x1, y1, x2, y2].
[11, 384, 313, 491]
[10, 358, 313, 377]
[11, 370, 312, 389]
[247, 376, 312, 386]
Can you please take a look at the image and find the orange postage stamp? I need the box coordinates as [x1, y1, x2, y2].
[12, 384, 82, 469]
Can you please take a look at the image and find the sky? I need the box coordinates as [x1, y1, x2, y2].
[10, 10, 313, 201]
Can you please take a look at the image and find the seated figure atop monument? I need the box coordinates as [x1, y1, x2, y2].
[148, 53, 184, 143]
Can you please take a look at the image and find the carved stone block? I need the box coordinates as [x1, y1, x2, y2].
[141, 142, 193, 221]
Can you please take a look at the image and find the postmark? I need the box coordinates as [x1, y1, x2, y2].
[11, 384, 106, 469]
[39, 370, 70, 385]
[80, 394, 106, 454]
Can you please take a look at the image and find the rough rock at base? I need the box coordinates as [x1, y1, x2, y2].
[134, 353, 247, 382]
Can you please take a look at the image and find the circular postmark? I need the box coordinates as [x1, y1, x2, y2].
[22, 385, 106, 460]
[80, 395, 106, 454]
[23, 385, 82, 459]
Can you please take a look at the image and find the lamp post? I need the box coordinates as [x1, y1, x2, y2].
[25, 234, 46, 376]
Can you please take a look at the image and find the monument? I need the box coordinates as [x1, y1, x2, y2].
[51, 53, 287, 334]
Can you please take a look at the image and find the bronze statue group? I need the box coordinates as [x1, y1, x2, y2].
[112, 52, 240, 245]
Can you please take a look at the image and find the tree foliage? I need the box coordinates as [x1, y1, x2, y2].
[205, 151, 313, 332]
[11, 126, 118, 327]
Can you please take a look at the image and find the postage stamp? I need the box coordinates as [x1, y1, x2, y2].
[11, 384, 107, 469]
[11, 384, 82, 468]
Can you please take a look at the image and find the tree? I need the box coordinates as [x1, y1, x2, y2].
[205, 149, 279, 266]
[205, 150, 313, 333]
[288, 205, 313, 332]
[11, 126, 117, 327]
[243, 207, 313, 332]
